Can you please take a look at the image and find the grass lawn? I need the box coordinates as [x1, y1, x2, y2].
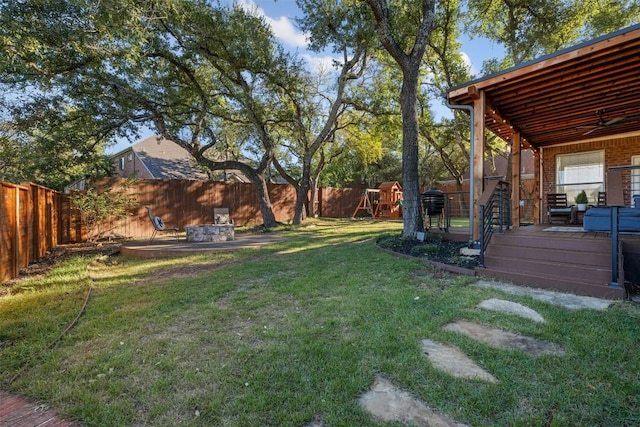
[1, 219, 639, 426]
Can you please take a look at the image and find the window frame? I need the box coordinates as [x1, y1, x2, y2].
[555, 150, 605, 204]
[632, 155, 640, 198]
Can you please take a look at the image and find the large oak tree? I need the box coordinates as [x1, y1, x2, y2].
[0, 0, 309, 227]
[297, 0, 437, 237]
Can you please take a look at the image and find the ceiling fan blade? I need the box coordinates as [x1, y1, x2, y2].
[604, 116, 626, 126]
[576, 125, 597, 129]
[582, 127, 601, 136]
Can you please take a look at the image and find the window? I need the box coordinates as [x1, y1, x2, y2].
[120, 157, 125, 170]
[128, 153, 133, 161]
[556, 151, 604, 204]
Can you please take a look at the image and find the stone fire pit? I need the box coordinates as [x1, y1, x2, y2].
[185, 224, 235, 242]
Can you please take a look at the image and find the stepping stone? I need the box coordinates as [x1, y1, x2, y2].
[358, 376, 470, 427]
[478, 298, 546, 323]
[444, 320, 564, 357]
[472, 280, 613, 311]
[305, 417, 324, 427]
[421, 338, 497, 383]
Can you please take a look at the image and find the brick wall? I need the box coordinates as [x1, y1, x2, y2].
[112, 149, 153, 179]
[543, 135, 640, 192]
[542, 134, 640, 209]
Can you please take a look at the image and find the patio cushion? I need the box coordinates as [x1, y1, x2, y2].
[549, 207, 572, 214]
[583, 207, 640, 232]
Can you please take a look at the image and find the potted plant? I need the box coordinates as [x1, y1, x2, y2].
[575, 190, 588, 211]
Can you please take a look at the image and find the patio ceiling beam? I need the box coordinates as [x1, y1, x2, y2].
[483, 99, 537, 147]
[494, 68, 640, 117]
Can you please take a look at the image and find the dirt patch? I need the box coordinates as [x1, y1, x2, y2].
[129, 258, 250, 287]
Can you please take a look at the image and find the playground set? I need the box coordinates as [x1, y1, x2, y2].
[352, 181, 403, 219]
[352, 182, 448, 230]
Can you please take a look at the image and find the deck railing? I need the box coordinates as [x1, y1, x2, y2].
[606, 164, 640, 293]
[478, 179, 511, 268]
[607, 165, 640, 207]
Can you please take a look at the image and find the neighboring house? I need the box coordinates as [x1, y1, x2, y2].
[111, 135, 249, 182]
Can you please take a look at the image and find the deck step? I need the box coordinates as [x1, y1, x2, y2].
[481, 229, 622, 297]
[485, 245, 609, 267]
[483, 256, 611, 283]
[477, 269, 625, 299]
[489, 233, 611, 252]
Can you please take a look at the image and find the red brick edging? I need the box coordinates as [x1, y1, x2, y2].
[0, 391, 77, 426]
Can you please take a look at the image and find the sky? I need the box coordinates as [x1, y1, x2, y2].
[107, 0, 502, 154]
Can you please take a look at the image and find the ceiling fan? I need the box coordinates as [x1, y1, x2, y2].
[577, 109, 626, 136]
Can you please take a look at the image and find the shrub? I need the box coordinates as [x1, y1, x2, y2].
[71, 180, 140, 241]
[424, 232, 443, 243]
[410, 244, 439, 256]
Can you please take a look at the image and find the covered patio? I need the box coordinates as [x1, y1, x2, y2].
[446, 23, 640, 298]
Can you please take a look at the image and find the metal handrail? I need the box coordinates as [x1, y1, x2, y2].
[606, 164, 640, 293]
[478, 180, 511, 268]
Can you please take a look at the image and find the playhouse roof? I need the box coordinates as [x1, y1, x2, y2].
[378, 181, 402, 191]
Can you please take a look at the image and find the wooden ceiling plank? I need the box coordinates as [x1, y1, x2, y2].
[486, 55, 640, 106]
[448, 29, 640, 100]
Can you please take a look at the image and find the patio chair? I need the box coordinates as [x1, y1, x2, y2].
[145, 206, 180, 244]
[546, 193, 573, 224]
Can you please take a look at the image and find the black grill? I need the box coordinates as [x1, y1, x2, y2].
[421, 188, 445, 216]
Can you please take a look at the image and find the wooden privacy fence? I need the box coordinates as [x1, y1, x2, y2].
[0, 182, 83, 283]
[84, 178, 366, 240]
[0, 178, 366, 283]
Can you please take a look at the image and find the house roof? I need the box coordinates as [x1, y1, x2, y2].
[116, 135, 208, 180]
[447, 24, 640, 149]
[113, 135, 250, 182]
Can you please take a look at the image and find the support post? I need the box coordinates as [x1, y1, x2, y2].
[472, 92, 486, 243]
[511, 133, 521, 228]
[610, 206, 622, 288]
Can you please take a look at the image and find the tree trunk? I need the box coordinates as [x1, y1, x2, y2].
[400, 70, 423, 237]
[363, 0, 435, 238]
[253, 176, 277, 228]
[293, 156, 312, 224]
[308, 174, 320, 217]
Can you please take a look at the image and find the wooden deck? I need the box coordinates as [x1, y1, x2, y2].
[442, 225, 640, 299]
